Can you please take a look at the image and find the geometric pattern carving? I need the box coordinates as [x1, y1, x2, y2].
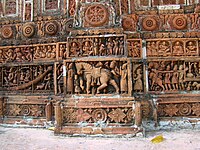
[158, 102, 200, 118]
[5, 104, 45, 117]
[63, 107, 134, 124]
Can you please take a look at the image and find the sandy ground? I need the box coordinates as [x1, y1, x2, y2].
[0, 126, 200, 150]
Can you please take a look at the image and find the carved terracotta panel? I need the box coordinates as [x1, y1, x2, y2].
[45, 0, 59, 10]
[63, 107, 134, 124]
[157, 97, 200, 118]
[63, 58, 131, 96]
[133, 62, 144, 92]
[24, 2, 32, 21]
[146, 38, 199, 57]
[67, 35, 126, 57]
[2, 64, 54, 93]
[122, 15, 138, 31]
[5, 0, 17, 15]
[127, 39, 142, 58]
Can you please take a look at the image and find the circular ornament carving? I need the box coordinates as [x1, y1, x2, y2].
[127, 108, 135, 121]
[85, 4, 108, 27]
[92, 109, 107, 122]
[179, 103, 191, 116]
[22, 23, 35, 38]
[122, 17, 135, 31]
[1, 26, 13, 39]
[142, 17, 157, 31]
[172, 16, 187, 30]
[21, 105, 31, 116]
[45, 21, 58, 35]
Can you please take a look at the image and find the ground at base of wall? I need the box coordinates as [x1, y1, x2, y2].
[0, 126, 200, 150]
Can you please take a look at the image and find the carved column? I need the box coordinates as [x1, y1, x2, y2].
[46, 102, 53, 121]
[55, 101, 62, 128]
[134, 100, 142, 127]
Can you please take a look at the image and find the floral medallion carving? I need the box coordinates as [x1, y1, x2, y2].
[85, 4, 108, 27]
[1, 26, 13, 39]
[22, 23, 35, 38]
[108, 108, 126, 123]
[164, 104, 178, 117]
[192, 103, 200, 117]
[172, 15, 187, 30]
[92, 109, 107, 122]
[142, 17, 158, 31]
[45, 21, 58, 35]
[122, 16, 136, 31]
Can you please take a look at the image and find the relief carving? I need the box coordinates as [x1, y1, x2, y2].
[2, 64, 53, 93]
[147, 39, 199, 57]
[63, 107, 134, 124]
[68, 35, 125, 57]
[64, 59, 130, 95]
[84, 4, 109, 27]
[127, 39, 142, 58]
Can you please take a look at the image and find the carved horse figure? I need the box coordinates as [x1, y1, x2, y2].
[149, 69, 164, 91]
[75, 62, 119, 94]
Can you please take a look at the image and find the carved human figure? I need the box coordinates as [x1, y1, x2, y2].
[24, 70, 31, 83]
[93, 38, 99, 55]
[25, 47, 33, 61]
[171, 64, 178, 90]
[34, 46, 41, 59]
[4, 68, 15, 85]
[0, 49, 5, 62]
[25, 3, 31, 21]
[158, 41, 170, 56]
[147, 42, 152, 56]
[134, 68, 143, 92]
[67, 63, 74, 94]
[106, 38, 113, 55]
[59, 45, 65, 58]
[119, 38, 124, 55]
[99, 43, 106, 56]
[83, 41, 92, 56]
[6, 49, 15, 62]
[149, 65, 164, 91]
[51, 45, 56, 58]
[47, 46, 52, 58]
[186, 41, 197, 56]
[164, 65, 172, 91]
[113, 38, 119, 55]
[173, 41, 184, 56]
[74, 75, 81, 94]
[120, 63, 128, 93]
[19, 71, 25, 84]
[57, 66, 63, 94]
[178, 65, 187, 90]
[130, 41, 140, 57]
[15, 48, 26, 61]
[150, 42, 158, 56]
[70, 42, 78, 56]
[41, 46, 47, 58]
[44, 73, 52, 90]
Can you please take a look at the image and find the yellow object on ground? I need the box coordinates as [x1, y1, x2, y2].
[48, 127, 55, 131]
[151, 135, 164, 144]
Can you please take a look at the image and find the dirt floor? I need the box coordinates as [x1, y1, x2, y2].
[0, 126, 200, 150]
